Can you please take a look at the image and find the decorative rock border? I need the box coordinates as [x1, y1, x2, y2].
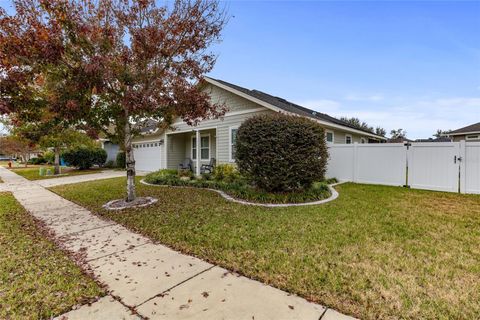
[140, 179, 343, 208]
[103, 196, 158, 211]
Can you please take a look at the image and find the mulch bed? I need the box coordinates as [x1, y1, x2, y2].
[102, 196, 158, 211]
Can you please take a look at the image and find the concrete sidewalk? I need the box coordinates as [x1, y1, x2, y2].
[0, 166, 354, 320]
[36, 169, 150, 187]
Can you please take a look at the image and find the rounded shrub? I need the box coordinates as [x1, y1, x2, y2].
[62, 146, 106, 170]
[116, 151, 126, 169]
[236, 113, 329, 192]
[92, 148, 107, 166]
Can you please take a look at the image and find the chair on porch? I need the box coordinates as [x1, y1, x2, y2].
[178, 158, 193, 172]
[200, 158, 216, 174]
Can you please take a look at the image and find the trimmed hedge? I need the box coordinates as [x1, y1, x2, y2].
[27, 157, 47, 165]
[236, 113, 329, 192]
[116, 151, 126, 169]
[62, 146, 107, 170]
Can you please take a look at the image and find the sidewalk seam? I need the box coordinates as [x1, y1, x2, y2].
[135, 265, 216, 308]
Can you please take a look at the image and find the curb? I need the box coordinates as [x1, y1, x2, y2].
[140, 179, 343, 208]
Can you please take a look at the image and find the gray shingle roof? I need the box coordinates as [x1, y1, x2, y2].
[206, 77, 384, 138]
[449, 122, 480, 135]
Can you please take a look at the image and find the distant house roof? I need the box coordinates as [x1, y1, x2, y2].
[448, 122, 480, 136]
[138, 119, 159, 134]
[387, 137, 412, 143]
[415, 136, 452, 143]
[204, 77, 386, 140]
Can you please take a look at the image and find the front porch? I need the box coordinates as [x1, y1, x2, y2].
[165, 128, 217, 175]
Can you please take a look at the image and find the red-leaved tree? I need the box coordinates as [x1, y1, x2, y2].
[1, 0, 227, 202]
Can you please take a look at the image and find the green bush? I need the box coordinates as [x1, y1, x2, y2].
[236, 113, 329, 192]
[144, 170, 330, 204]
[43, 151, 55, 164]
[116, 152, 126, 169]
[92, 148, 107, 166]
[213, 164, 240, 183]
[62, 146, 106, 170]
[28, 157, 47, 165]
[104, 160, 115, 168]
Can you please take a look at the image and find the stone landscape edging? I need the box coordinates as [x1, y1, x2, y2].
[140, 179, 343, 207]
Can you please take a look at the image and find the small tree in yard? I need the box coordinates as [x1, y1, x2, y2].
[39, 130, 99, 174]
[0, 0, 227, 204]
[236, 113, 329, 192]
[0, 135, 37, 165]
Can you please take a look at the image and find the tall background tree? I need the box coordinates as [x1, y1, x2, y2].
[390, 128, 407, 139]
[339, 116, 386, 137]
[0, 0, 227, 203]
[433, 129, 451, 138]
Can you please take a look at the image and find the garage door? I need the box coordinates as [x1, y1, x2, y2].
[133, 141, 162, 172]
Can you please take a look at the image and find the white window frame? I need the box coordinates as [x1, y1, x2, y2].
[229, 126, 239, 162]
[325, 130, 334, 144]
[192, 134, 210, 161]
[345, 135, 352, 144]
[466, 135, 479, 141]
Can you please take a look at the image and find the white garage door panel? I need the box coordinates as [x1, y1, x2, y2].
[134, 142, 162, 172]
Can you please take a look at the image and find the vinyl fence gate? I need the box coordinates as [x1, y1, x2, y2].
[326, 141, 480, 194]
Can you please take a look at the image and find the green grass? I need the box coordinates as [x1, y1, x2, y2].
[0, 192, 104, 319]
[51, 178, 480, 320]
[11, 166, 103, 181]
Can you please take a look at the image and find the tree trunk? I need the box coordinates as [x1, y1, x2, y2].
[124, 122, 136, 202]
[54, 147, 60, 175]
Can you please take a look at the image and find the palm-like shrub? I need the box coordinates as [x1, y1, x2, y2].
[235, 113, 329, 192]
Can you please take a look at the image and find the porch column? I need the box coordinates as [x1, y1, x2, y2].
[196, 129, 201, 176]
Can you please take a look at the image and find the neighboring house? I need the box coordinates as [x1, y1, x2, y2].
[99, 139, 121, 163]
[447, 122, 480, 142]
[131, 77, 386, 173]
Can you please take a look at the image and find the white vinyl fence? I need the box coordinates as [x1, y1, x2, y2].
[326, 141, 480, 194]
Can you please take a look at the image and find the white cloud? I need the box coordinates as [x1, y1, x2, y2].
[344, 94, 384, 102]
[295, 96, 480, 139]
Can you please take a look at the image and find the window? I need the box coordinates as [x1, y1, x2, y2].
[192, 135, 210, 160]
[345, 135, 352, 144]
[230, 127, 238, 161]
[466, 135, 479, 141]
[326, 131, 334, 144]
[360, 137, 366, 144]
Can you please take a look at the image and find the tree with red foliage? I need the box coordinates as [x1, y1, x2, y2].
[0, 0, 227, 202]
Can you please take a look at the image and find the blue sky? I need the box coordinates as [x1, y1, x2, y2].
[1, 1, 479, 138]
[210, 1, 480, 138]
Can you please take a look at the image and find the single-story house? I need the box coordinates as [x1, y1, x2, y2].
[447, 122, 480, 142]
[130, 77, 386, 173]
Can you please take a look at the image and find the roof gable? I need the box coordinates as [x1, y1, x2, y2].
[449, 122, 480, 135]
[204, 77, 385, 139]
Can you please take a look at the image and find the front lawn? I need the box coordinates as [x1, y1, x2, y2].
[51, 178, 480, 319]
[11, 166, 103, 180]
[0, 192, 104, 318]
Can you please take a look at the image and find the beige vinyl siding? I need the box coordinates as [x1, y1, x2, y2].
[205, 83, 264, 113]
[171, 85, 275, 165]
[329, 129, 366, 144]
[166, 133, 185, 169]
[453, 134, 480, 142]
